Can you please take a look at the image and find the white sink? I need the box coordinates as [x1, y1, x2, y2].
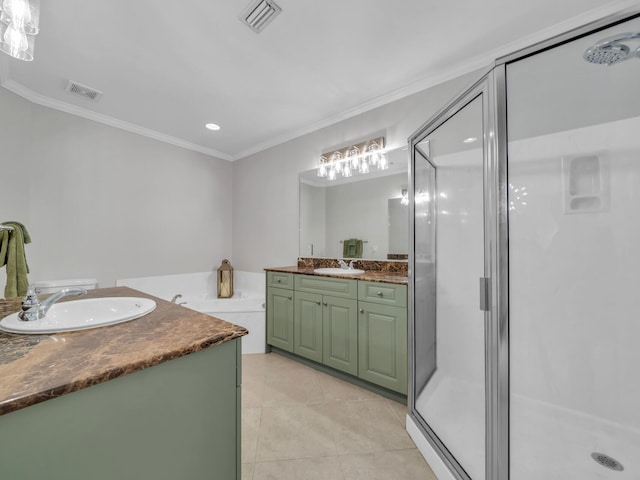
[314, 268, 365, 275]
[0, 297, 157, 334]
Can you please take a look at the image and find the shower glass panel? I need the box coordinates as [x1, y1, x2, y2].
[413, 94, 486, 479]
[506, 14, 640, 480]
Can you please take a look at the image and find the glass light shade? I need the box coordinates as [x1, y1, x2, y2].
[328, 168, 337, 181]
[1, 0, 39, 35]
[367, 142, 380, 165]
[0, 19, 34, 60]
[359, 161, 370, 174]
[378, 153, 389, 170]
[343, 164, 352, 177]
[348, 146, 360, 168]
[317, 158, 328, 177]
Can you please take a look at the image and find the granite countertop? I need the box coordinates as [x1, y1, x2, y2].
[0, 287, 247, 416]
[265, 266, 408, 285]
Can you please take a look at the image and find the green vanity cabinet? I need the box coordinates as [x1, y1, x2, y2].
[358, 302, 408, 394]
[266, 272, 407, 395]
[267, 286, 294, 352]
[294, 291, 324, 362]
[357, 281, 408, 394]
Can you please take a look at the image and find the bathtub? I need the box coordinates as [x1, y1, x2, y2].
[116, 271, 266, 354]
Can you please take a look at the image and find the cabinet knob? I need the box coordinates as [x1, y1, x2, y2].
[359, 308, 365, 314]
[277, 279, 282, 283]
[316, 301, 321, 305]
[376, 291, 384, 297]
[323, 302, 328, 307]
[288, 296, 292, 300]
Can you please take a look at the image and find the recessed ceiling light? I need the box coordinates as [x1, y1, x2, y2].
[205, 123, 221, 131]
[463, 137, 478, 144]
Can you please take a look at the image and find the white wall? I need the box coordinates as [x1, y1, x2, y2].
[232, 70, 480, 272]
[0, 89, 233, 289]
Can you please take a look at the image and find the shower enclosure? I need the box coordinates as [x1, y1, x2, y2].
[409, 10, 640, 480]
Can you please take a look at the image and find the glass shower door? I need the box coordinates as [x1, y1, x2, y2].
[506, 14, 640, 480]
[412, 91, 487, 479]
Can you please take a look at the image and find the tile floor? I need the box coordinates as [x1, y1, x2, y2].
[241, 352, 437, 480]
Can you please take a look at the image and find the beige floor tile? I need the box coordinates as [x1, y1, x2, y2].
[261, 368, 324, 407]
[242, 407, 262, 463]
[316, 371, 380, 403]
[253, 457, 345, 480]
[263, 353, 318, 377]
[319, 399, 415, 454]
[243, 374, 265, 408]
[385, 398, 408, 425]
[241, 462, 255, 480]
[243, 353, 270, 377]
[340, 449, 437, 480]
[255, 404, 338, 461]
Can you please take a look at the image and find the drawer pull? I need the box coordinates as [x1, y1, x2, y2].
[359, 308, 365, 314]
[376, 291, 384, 297]
[277, 279, 282, 283]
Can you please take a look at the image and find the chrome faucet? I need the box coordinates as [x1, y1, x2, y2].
[19, 286, 87, 322]
[337, 259, 356, 270]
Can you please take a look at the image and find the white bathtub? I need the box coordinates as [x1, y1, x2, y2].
[116, 271, 266, 354]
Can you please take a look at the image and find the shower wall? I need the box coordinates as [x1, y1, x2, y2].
[508, 116, 640, 428]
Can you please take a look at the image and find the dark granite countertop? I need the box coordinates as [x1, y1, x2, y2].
[265, 266, 408, 285]
[0, 287, 247, 416]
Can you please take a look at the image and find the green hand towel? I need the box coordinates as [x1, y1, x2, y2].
[342, 238, 363, 258]
[0, 221, 31, 298]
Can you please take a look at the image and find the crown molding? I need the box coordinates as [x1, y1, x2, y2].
[0, 79, 233, 161]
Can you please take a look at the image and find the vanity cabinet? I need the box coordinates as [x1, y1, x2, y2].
[266, 271, 407, 394]
[294, 291, 358, 375]
[266, 273, 295, 352]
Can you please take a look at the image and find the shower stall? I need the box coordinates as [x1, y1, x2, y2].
[408, 10, 640, 480]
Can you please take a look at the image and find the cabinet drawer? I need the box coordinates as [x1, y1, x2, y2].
[267, 271, 294, 289]
[294, 274, 357, 299]
[358, 281, 407, 307]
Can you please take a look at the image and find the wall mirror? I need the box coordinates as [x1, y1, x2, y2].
[299, 146, 409, 260]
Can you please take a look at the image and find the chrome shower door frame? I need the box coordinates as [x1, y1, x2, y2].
[408, 66, 509, 480]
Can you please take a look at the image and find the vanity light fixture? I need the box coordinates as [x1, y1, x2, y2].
[317, 136, 386, 181]
[401, 189, 409, 205]
[0, 0, 40, 61]
[205, 123, 221, 131]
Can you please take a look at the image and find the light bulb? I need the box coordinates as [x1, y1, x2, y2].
[317, 163, 327, 177]
[378, 153, 388, 170]
[359, 161, 369, 174]
[1, 0, 38, 35]
[3, 21, 27, 54]
[328, 168, 337, 181]
[348, 146, 360, 169]
[343, 164, 352, 177]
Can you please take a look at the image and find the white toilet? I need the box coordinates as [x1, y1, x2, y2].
[32, 278, 98, 294]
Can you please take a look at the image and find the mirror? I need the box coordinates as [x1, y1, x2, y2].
[299, 146, 409, 260]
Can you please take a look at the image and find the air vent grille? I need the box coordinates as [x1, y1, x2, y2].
[240, 0, 282, 33]
[64, 80, 103, 102]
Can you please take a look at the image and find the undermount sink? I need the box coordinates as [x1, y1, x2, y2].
[0, 297, 157, 334]
[314, 268, 365, 275]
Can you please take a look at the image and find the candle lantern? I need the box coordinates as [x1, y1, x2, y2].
[217, 259, 234, 298]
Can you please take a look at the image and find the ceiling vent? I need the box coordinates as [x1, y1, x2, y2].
[239, 0, 282, 33]
[64, 80, 103, 102]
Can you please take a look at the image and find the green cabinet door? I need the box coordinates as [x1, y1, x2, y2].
[358, 302, 408, 394]
[267, 286, 294, 352]
[323, 296, 358, 376]
[294, 291, 323, 363]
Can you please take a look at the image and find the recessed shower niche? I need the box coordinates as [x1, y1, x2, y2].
[562, 154, 610, 213]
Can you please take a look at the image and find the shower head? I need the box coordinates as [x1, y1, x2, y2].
[583, 32, 640, 66]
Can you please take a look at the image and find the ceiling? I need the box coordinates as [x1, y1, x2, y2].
[0, 0, 635, 161]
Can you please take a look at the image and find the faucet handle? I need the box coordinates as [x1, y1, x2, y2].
[348, 260, 356, 270]
[21, 286, 40, 310]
